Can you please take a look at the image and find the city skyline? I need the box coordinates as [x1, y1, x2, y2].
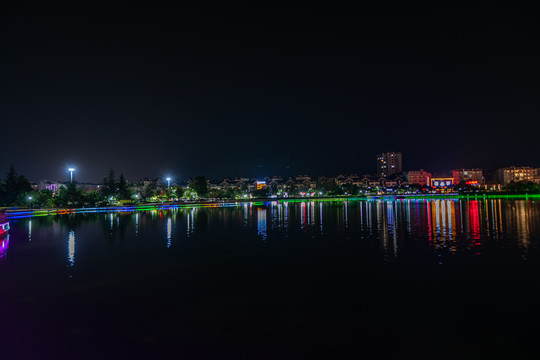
[9, 160, 540, 186]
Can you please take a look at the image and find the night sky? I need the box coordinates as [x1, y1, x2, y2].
[2, 2, 539, 182]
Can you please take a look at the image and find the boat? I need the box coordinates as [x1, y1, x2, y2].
[0, 211, 9, 237]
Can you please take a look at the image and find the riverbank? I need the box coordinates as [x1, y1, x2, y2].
[5, 192, 540, 219]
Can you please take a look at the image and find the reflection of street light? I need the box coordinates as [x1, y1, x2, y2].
[166, 177, 171, 188]
[68, 168, 75, 183]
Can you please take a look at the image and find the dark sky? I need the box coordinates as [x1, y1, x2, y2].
[2, 2, 539, 182]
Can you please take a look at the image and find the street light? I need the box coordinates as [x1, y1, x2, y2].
[68, 168, 75, 183]
[28, 196, 33, 209]
[166, 177, 171, 188]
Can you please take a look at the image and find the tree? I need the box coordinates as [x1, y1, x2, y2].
[208, 188, 224, 199]
[505, 181, 540, 194]
[101, 168, 117, 198]
[224, 187, 239, 199]
[0, 164, 32, 206]
[343, 183, 359, 195]
[56, 183, 84, 207]
[142, 181, 157, 200]
[190, 176, 209, 197]
[117, 174, 132, 200]
[85, 191, 102, 207]
[252, 188, 269, 198]
[35, 189, 54, 208]
[173, 186, 184, 199]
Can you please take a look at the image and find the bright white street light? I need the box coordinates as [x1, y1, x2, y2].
[68, 168, 75, 183]
[166, 177, 171, 188]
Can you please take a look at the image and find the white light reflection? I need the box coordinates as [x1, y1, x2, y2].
[68, 230, 75, 267]
[28, 220, 32, 242]
[135, 213, 139, 236]
[319, 202, 323, 233]
[243, 203, 249, 227]
[166, 218, 172, 248]
[310, 201, 315, 226]
[344, 201, 348, 228]
[187, 208, 195, 236]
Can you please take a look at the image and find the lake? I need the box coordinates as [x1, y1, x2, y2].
[1, 199, 540, 359]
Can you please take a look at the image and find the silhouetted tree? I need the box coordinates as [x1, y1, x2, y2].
[142, 181, 157, 200]
[56, 183, 84, 207]
[343, 183, 360, 195]
[85, 191, 102, 207]
[190, 176, 209, 197]
[0, 164, 32, 206]
[101, 168, 117, 198]
[117, 174, 132, 200]
[505, 181, 540, 194]
[35, 189, 54, 208]
[173, 186, 184, 199]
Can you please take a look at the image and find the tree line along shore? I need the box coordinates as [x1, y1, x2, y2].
[2, 165, 540, 209]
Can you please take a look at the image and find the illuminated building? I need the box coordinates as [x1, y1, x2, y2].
[407, 169, 431, 186]
[452, 168, 483, 185]
[376, 152, 402, 177]
[496, 166, 538, 184]
[431, 177, 454, 189]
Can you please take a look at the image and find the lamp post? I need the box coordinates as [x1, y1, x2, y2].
[68, 168, 75, 183]
[28, 196, 33, 209]
[166, 177, 171, 188]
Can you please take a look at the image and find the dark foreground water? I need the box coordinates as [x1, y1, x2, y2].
[2, 199, 540, 359]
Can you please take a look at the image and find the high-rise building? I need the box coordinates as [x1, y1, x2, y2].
[407, 169, 431, 186]
[377, 152, 402, 177]
[452, 168, 483, 185]
[496, 166, 538, 184]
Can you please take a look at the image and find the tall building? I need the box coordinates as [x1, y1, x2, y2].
[496, 166, 538, 185]
[407, 169, 431, 186]
[452, 168, 483, 185]
[377, 152, 402, 177]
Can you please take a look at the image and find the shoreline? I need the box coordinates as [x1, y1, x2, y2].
[5, 193, 540, 219]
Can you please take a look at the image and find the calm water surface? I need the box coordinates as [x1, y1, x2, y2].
[2, 199, 540, 359]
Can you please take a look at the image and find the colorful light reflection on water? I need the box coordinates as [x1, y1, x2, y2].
[2, 199, 540, 358]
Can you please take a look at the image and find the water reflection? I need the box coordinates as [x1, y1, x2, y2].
[257, 208, 267, 241]
[67, 230, 75, 267]
[0, 235, 9, 263]
[187, 208, 195, 236]
[320, 202, 323, 233]
[167, 217, 172, 248]
[4, 199, 540, 266]
[427, 200, 457, 254]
